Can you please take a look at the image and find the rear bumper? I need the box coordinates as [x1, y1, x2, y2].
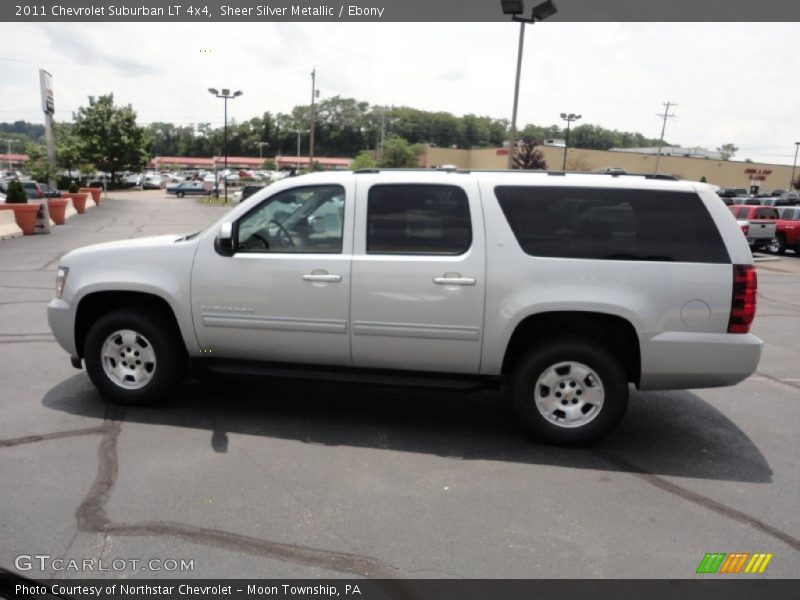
[639, 331, 763, 390]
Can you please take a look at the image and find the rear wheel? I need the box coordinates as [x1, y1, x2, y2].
[84, 309, 187, 405]
[768, 235, 786, 255]
[510, 338, 628, 445]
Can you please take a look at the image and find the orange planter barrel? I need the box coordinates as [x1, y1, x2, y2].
[0, 203, 39, 235]
[47, 197, 69, 225]
[80, 187, 101, 204]
[60, 192, 88, 214]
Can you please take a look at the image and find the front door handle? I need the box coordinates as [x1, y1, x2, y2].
[302, 272, 342, 283]
[433, 275, 476, 286]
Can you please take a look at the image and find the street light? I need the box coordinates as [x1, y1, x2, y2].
[560, 112, 581, 170]
[1, 138, 12, 173]
[790, 142, 800, 192]
[255, 141, 270, 159]
[500, 0, 558, 169]
[208, 87, 243, 203]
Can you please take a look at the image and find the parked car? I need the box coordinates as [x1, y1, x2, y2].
[143, 175, 166, 190]
[48, 171, 763, 445]
[0, 179, 43, 200]
[728, 205, 779, 251]
[39, 183, 61, 198]
[165, 181, 212, 198]
[240, 184, 266, 203]
[769, 206, 800, 255]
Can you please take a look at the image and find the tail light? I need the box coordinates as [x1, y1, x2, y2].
[727, 264, 757, 333]
[741, 224, 749, 236]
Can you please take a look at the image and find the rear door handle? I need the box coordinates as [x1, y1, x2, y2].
[433, 276, 476, 286]
[302, 273, 342, 283]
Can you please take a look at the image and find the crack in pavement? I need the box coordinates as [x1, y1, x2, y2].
[74, 406, 402, 578]
[0, 426, 107, 448]
[595, 450, 800, 553]
[755, 371, 800, 391]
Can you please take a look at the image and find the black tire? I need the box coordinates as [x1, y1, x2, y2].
[84, 308, 187, 406]
[177, 191, 185, 198]
[768, 235, 786, 255]
[510, 337, 628, 445]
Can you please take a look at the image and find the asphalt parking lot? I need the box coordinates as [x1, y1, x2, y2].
[0, 189, 798, 579]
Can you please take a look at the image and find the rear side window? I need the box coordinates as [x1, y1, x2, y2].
[367, 184, 471, 255]
[495, 186, 730, 263]
[754, 207, 779, 219]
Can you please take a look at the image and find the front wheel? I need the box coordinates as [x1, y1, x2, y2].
[176, 191, 185, 198]
[84, 309, 187, 405]
[510, 338, 629, 445]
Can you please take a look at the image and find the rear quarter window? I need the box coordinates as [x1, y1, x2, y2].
[495, 186, 730, 264]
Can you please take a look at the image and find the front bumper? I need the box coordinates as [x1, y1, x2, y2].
[47, 298, 78, 357]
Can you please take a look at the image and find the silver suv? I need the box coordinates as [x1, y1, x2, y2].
[48, 170, 762, 444]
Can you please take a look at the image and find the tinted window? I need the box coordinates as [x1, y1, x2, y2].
[236, 185, 345, 254]
[495, 186, 729, 263]
[367, 184, 471, 255]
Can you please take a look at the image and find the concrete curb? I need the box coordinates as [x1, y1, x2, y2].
[0, 209, 23, 239]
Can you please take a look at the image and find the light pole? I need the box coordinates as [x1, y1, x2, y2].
[295, 130, 310, 169]
[790, 142, 800, 192]
[255, 141, 270, 159]
[208, 87, 243, 203]
[560, 113, 581, 170]
[501, 0, 558, 169]
[309, 68, 320, 168]
[1, 139, 12, 173]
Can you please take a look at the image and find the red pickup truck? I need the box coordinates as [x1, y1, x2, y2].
[771, 206, 800, 254]
[728, 205, 779, 251]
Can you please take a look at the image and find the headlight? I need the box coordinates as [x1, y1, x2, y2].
[56, 266, 69, 299]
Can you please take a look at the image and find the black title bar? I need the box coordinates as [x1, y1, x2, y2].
[3, 0, 800, 22]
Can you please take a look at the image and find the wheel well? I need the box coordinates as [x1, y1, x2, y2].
[501, 312, 641, 385]
[74, 291, 184, 358]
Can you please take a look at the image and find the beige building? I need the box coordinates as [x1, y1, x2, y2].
[422, 145, 797, 192]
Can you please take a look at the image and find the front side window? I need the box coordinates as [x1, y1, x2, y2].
[495, 186, 729, 263]
[367, 184, 472, 255]
[236, 185, 345, 254]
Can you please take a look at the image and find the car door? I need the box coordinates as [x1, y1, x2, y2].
[191, 181, 354, 365]
[350, 175, 486, 374]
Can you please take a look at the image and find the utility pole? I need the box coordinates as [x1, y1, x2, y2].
[790, 142, 800, 192]
[309, 67, 318, 169]
[654, 101, 677, 175]
[379, 107, 386, 164]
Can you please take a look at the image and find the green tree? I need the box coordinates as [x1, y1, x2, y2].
[717, 143, 738, 161]
[72, 94, 147, 183]
[513, 138, 547, 170]
[55, 123, 84, 179]
[380, 136, 424, 168]
[350, 150, 378, 170]
[261, 159, 276, 170]
[24, 143, 56, 183]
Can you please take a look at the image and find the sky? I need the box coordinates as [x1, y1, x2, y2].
[0, 21, 798, 165]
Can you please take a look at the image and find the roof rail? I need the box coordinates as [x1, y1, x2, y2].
[351, 168, 680, 181]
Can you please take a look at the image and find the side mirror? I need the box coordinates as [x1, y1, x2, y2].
[216, 222, 234, 256]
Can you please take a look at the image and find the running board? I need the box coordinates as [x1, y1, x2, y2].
[198, 359, 498, 391]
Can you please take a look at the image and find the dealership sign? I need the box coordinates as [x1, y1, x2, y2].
[39, 69, 54, 114]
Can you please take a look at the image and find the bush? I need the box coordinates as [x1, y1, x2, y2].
[5, 179, 28, 204]
[57, 176, 73, 190]
[68, 181, 79, 193]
